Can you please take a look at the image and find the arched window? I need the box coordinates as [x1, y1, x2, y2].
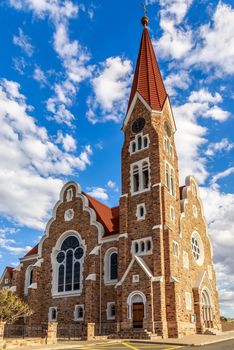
[202, 289, 212, 325]
[170, 169, 175, 196]
[143, 137, 148, 148]
[166, 164, 170, 189]
[24, 265, 34, 296]
[56, 235, 84, 293]
[110, 252, 118, 281]
[132, 142, 136, 153]
[142, 162, 149, 189]
[104, 248, 118, 284]
[74, 305, 84, 321]
[133, 165, 140, 192]
[49, 307, 57, 322]
[137, 136, 142, 150]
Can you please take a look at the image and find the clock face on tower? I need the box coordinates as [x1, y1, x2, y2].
[132, 117, 145, 133]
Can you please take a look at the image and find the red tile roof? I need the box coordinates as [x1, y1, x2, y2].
[23, 194, 119, 258]
[24, 244, 39, 257]
[127, 26, 167, 112]
[85, 193, 119, 236]
[6, 266, 14, 278]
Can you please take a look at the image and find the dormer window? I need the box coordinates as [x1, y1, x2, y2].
[129, 133, 150, 154]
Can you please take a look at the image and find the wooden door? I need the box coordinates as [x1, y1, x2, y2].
[133, 303, 144, 328]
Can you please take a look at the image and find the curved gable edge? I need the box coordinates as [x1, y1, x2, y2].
[180, 175, 214, 258]
[38, 181, 105, 258]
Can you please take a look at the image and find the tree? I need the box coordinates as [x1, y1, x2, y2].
[0, 289, 33, 324]
[220, 316, 228, 322]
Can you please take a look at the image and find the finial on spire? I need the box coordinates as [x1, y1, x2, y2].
[141, 2, 149, 27]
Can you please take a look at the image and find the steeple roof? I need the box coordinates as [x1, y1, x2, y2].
[127, 21, 167, 112]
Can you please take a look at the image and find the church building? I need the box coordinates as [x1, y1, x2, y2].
[1, 14, 221, 339]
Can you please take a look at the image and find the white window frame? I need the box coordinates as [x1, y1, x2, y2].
[48, 307, 57, 322]
[130, 158, 151, 196]
[172, 241, 179, 258]
[51, 230, 86, 298]
[165, 161, 176, 197]
[185, 292, 192, 311]
[64, 209, 74, 222]
[191, 231, 204, 266]
[74, 304, 84, 321]
[129, 133, 150, 155]
[24, 265, 34, 296]
[136, 203, 146, 221]
[4, 278, 9, 284]
[66, 188, 73, 202]
[170, 206, 175, 222]
[104, 247, 118, 285]
[183, 251, 189, 269]
[106, 302, 116, 320]
[131, 236, 153, 256]
[163, 136, 174, 159]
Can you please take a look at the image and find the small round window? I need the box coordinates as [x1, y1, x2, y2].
[191, 231, 204, 266]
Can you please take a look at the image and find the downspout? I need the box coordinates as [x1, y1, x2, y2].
[99, 244, 102, 335]
[150, 278, 155, 334]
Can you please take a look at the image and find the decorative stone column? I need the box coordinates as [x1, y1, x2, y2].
[46, 322, 57, 344]
[0, 322, 5, 347]
[86, 323, 95, 340]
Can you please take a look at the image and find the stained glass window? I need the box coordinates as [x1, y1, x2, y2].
[56, 235, 84, 293]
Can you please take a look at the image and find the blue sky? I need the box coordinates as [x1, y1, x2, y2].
[0, 0, 233, 317]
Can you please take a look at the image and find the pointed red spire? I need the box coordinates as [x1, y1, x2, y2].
[127, 19, 167, 112]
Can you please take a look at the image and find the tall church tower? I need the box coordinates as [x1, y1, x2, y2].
[118, 15, 181, 337]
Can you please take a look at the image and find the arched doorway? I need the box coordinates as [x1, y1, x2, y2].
[127, 291, 146, 329]
[202, 289, 213, 328]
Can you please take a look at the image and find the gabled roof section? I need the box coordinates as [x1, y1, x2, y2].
[127, 24, 167, 113]
[85, 193, 119, 236]
[24, 244, 38, 258]
[23, 193, 120, 259]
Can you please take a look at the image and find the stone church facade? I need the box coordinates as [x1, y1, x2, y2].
[1, 16, 221, 339]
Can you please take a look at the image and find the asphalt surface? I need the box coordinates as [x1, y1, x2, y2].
[69, 338, 234, 350]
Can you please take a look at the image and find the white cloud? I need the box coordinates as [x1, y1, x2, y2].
[10, 0, 93, 126]
[154, 0, 193, 60]
[12, 56, 27, 75]
[33, 66, 47, 86]
[200, 186, 234, 316]
[9, 0, 78, 20]
[211, 167, 234, 187]
[87, 56, 133, 124]
[205, 138, 234, 157]
[87, 187, 109, 201]
[13, 28, 34, 56]
[56, 132, 76, 152]
[189, 89, 222, 104]
[107, 180, 119, 192]
[175, 89, 230, 184]
[185, 3, 234, 74]
[164, 70, 191, 96]
[0, 78, 93, 229]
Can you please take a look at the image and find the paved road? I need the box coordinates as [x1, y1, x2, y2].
[69, 338, 234, 350]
